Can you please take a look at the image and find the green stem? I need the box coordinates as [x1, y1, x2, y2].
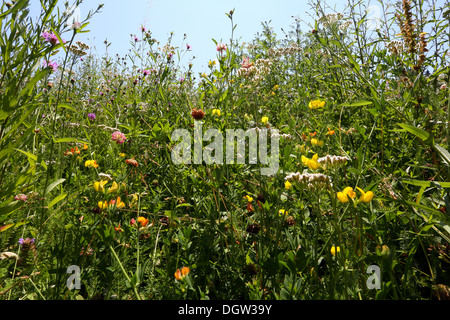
[109, 245, 141, 300]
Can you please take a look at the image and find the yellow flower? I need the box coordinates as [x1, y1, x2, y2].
[337, 187, 357, 203]
[83, 143, 88, 150]
[208, 60, 216, 66]
[278, 209, 288, 216]
[244, 195, 253, 202]
[109, 196, 125, 209]
[85, 160, 99, 168]
[285, 180, 292, 190]
[130, 193, 139, 207]
[107, 181, 119, 194]
[93, 180, 108, 193]
[310, 138, 324, 147]
[301, 153, 320, 170]
[119, 153, 126, 157]
[326, 127, 335, 136]
[308, 99, 325, 110]
[261, 116, 269, 125]
[330, 246, 340, 256]
[98, 201, 108, 211]
[212, 109, 221, 116]
[356, 187, 374, 203]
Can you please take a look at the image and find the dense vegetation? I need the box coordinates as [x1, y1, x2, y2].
[1, 0, 450, 300]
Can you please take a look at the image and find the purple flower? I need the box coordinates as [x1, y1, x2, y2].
[134, 36, 139, 42]
[18, 238, 35, 246]
[41, 31, 66, 46]
[88, 113, 96, 120]
[43, 60, 59, 72]
[143, 69, 150, 76]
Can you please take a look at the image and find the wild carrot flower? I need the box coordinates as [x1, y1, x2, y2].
[174, 267, 190, 280]
[191, 108, 205, 120]
[308, 99, 326, 110]
[111, 131, 127, 144]
[337, 187, 357, 203]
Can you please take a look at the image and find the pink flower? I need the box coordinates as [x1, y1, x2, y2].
[241, 56, 253, 68]
[41, 31, 66, 46]
[14, 194, 28, 202]
[216, 43, 227, 52]
[143, 69, 150, 76]
[111, 131, 127, 144]
[43, 60, 59, 72]
[186, 44, 191, 50]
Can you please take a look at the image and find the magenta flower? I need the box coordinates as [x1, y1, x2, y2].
[14, 194, 28, 201]
[143, 69, 150, 76]
[18, 238, 35, 245]
[111, 131, 127, 144]
[41, 31, 66, 46]
[186, 44, 191, 50]
[43, 60, 59, 72]
[88, 113, 96, 120]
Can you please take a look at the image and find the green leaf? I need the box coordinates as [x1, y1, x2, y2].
[397, 123, 430, 142]
[47, 192, 67, 209]
[338, 100, 373, 107]
[45, 178, 66, 196]
[434, 144, 450, 166]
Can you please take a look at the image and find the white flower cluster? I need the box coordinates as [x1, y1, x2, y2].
[319, 13, 344, 26]
[68, 41, 90, 56]
[285, 172, 333, 190]
[317, 155, 350, 169]
[338, 20, 352, 32]
[268, 43, 302, 58]
[237, 58, 273, 82]
[386, 40, 405, 55]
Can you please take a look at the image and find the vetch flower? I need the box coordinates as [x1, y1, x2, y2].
[337, 187, 357, 203]
[356, 187, 374, 203]
[308, 99, 326, 110]
[14, 194, 28, 202]
[98, 201, 108, 211]
[212, 109, 221, 116]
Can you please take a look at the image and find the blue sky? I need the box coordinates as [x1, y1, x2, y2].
[31, 0, 346, 74]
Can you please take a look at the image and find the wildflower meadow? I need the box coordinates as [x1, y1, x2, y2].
[1, 0, 450, 302]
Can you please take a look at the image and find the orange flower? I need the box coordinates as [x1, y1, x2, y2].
[125, 159, 138, 167]
[137, 216, 149, 227]
[326, 127, 335, 136]
[191, 108, 205, 120]
[174, 267, 190, 280]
